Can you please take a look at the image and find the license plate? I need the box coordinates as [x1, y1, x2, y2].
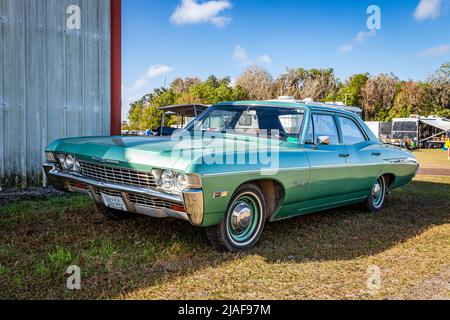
[101, 193, 127, 211]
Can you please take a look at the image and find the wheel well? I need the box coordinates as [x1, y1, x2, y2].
[382, 173, 396, 190]
[247, 180, 285, 220]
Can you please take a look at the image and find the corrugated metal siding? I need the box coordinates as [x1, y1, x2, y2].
[0, 0, 111, 189]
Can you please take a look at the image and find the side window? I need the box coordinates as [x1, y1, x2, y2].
[235, 110, 259, 130]
[312, 114, 339, 145]
[339, 117, 367, 145]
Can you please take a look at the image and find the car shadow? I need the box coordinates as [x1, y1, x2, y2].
[3, 179, 448, 299]
[91, 179, 449, 298]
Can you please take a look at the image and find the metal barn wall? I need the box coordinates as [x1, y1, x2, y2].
[0, 0, 111, 189]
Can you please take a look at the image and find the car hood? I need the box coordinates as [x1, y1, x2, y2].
[46, 134, 290, 173]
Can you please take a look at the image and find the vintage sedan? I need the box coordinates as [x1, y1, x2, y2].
[43, 100, 419, 251]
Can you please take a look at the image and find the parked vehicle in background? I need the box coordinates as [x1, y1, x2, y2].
[388, 115, 450, 149]
[365, 121, 392, 144]
[43, 99, 419, 252]
[155, 104, 210, 136]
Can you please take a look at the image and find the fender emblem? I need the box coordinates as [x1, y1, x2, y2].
[213, 191, 228, 198]
[292, 180, 305, 189]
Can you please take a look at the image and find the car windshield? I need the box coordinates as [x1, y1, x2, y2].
[184, 105, 305, 141]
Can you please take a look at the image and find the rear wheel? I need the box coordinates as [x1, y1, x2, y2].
[206, 184, 266, 252]
[363, 176, 386, 212]
[95, 202, 137, 221]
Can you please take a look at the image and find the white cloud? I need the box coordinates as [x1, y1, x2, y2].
[338, 44, 353, 54]
[146, 65, 173, 78]
[338, 29, 376, 54]
[170, 0, 232, 27]
[129, 65, 173, 92]
[418, 44, 450, 57]
[232, 45, 250, 64]
[257, 54, 272, 65]
[354, 30, 376, 43]
[414, 0, 442, 20]
[122, 64, 173, 119]
[232, 45, 272, 66]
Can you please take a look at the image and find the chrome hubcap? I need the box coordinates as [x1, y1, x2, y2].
[372, 183, 381, 198]
[230, 203, 253, 234]
[371, 178, 384, 208]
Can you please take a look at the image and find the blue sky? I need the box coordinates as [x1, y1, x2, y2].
[122, 0, 450, 119]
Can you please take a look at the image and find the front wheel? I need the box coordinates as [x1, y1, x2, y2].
[363, 176, 386, 212]
[206, 184, 266, 252]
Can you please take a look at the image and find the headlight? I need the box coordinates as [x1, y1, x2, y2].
[56, 154, 81, 172]
[64, 154, 76, 170]
[176, 172, 187, 191]
[153, 169, 201, 193]
[161, 170, 175, 188]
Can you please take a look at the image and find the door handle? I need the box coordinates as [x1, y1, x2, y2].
[339, 154, 350, 158]
[371, 152, 381, 156]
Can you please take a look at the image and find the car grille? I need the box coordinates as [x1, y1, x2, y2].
[79, 161, 157, 189]
[95, 188, 184, 211]
[127, 193, 184, 211]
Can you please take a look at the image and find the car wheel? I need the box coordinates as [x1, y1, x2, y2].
[363, 176, 386, 212]
[206, 184, 266, 252]
[95, 202, 137, 221]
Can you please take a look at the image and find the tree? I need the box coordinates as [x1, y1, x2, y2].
[428, 66, 450, 117]
[302, 68, 338, 101]
[170, 77, 201, 95]
[332, 73, 369, 106]
[390, 81, 425, 119]
[361, 74, 398, 120]
[236, 65, 274, 100]
[437, 61, 450, 78]
[273, 67, 337, 101]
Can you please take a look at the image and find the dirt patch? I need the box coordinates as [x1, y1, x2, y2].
[0, 187, 69, 206]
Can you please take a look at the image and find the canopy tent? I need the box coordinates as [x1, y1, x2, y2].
[156, 104, 211, 136]
[158, 104, 210, 118]
[418, 118, 450, 145]
[420, 118, 450, 132]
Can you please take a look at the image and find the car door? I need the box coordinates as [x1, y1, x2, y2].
[337, 115, 383, 197]
[303, 112, 351, 207]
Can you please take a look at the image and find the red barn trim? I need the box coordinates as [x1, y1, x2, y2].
[110, 0, 122, 135]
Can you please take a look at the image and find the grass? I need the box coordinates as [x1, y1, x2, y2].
[413, 149, 450, 168]
[0, 174, 449, 300]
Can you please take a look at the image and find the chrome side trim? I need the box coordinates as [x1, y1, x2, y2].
[201, 166, 309, 177]
[46, 166, 183, 204]
[183, 189, 204, 226]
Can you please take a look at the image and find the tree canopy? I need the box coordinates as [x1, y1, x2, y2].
[124, 62, 450, 130]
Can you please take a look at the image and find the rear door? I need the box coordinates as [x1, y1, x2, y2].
[337, 115, 383, 197]
[303, 112, 350, 207]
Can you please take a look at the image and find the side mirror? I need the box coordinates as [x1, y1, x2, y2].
[317, 136, 330, 145]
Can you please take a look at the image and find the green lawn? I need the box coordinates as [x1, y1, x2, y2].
[0, 175, 449, 300]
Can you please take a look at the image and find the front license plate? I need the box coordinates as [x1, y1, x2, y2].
[101, 193, 127, 211]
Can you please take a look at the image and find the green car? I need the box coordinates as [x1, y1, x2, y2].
[43, 100, 419, 251]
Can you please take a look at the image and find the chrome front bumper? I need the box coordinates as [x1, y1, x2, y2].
[43, 164, 204, 226]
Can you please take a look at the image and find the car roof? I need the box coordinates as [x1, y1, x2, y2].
[214, 100, 362, 117]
